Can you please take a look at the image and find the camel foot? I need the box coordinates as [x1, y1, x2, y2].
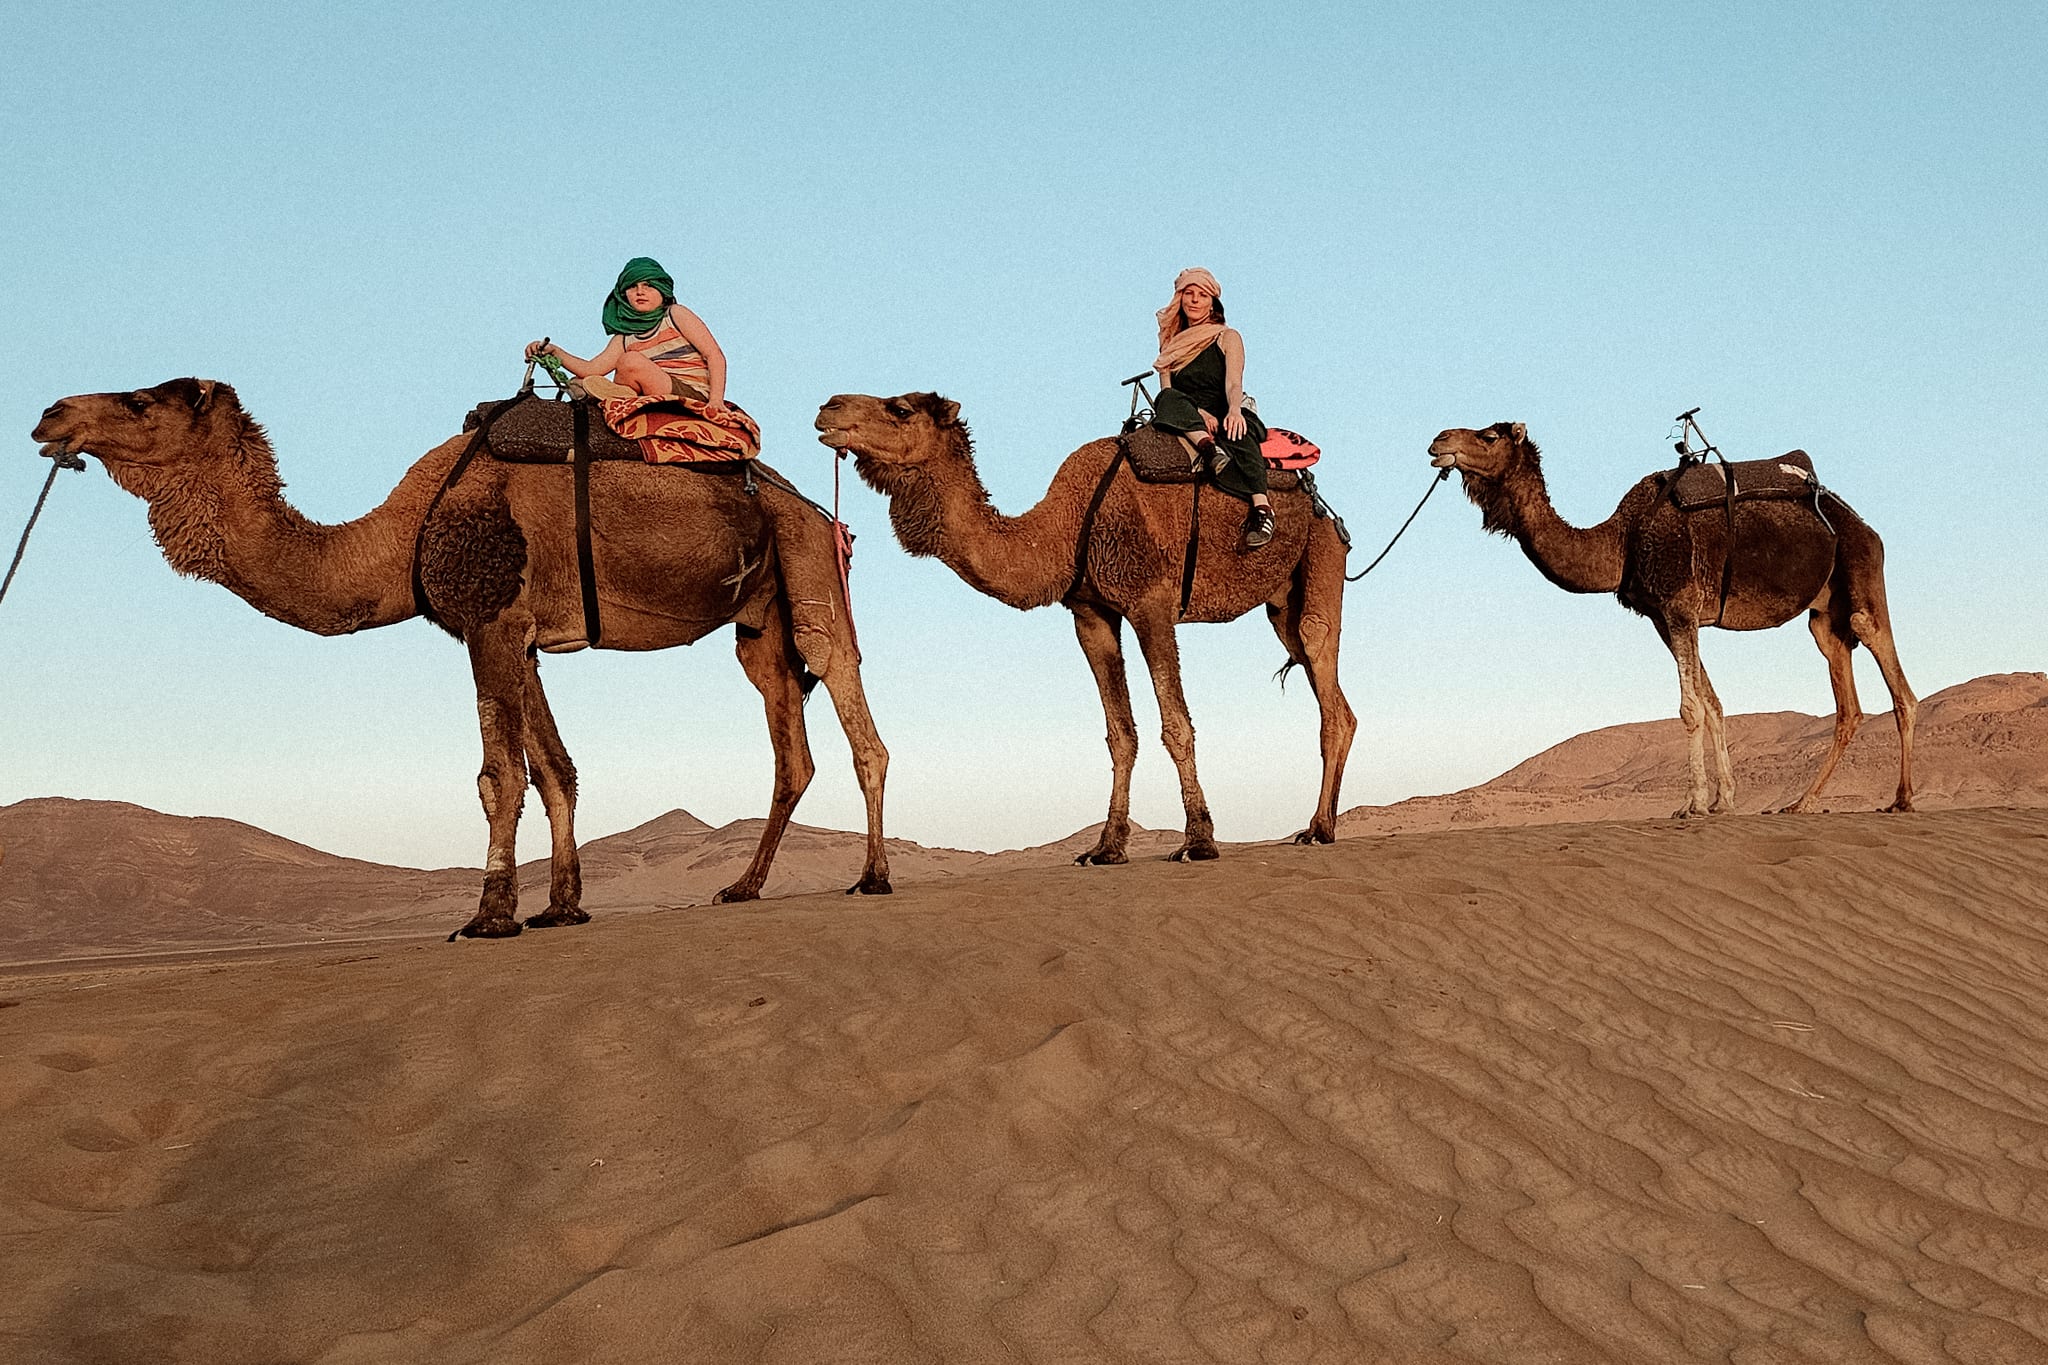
[712, 884, 762, 905]
[1168, 840, 1221, 863]
[523, 905, 591, 930]
[1883, 799, 1916, 813]
[1074, 847, 1128, 866]
[845, 874, 894, 896]
[450, 914, 523, 941]
[1290, 826, 1336, 846]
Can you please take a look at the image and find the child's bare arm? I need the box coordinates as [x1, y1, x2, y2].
[667, 305, 728, 411]
[525, 336, 625, 378]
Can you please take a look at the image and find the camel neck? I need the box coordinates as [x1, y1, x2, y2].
[1497, 459, 1626, 595]
[892, 441, 1095, 611]
[132, 432, 449, 635]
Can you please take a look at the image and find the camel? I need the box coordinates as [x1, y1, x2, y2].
[1427, 422, 1915, 817]
[815, 391, 1355, 863]
[33, 377, 892, 938]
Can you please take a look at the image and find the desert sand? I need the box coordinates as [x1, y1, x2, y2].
[2, 806, 2046, 1362]
[4, 674, 2047, 1362]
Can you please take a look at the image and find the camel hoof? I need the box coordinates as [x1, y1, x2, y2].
[1883, 800, 1916, 813]
[1168, 842, 1221, 863]
[523, 906, 591, 929]
[450, 916, 523, 941]
[712, 885, 761, 905]
[1074, 849, 1128, 866]
[1290, 827, 1335, 846]
[845, 876, 894, 896]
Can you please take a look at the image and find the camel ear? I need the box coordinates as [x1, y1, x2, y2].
[1509, 422, 1526, 443]
[192, 380, 216, 413]
[930, 396, 961, 427]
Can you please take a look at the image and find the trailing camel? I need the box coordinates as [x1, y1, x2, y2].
[33, 378, 892, 938]
[1427, 422, 1915, 817]
[816, 391, 1354, 863]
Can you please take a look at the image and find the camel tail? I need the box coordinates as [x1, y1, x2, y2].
[1273, 659, 1301, 691]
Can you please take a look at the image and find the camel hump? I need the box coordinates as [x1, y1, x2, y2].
[1665, 450, 1821, 512]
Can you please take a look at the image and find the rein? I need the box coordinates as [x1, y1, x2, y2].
[1346, 468, 1450, 582]
[1, 447, 87, 610]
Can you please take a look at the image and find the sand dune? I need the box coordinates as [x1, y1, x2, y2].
[3, 808, 2045, 1362]
[1341, 671, 2048, 834]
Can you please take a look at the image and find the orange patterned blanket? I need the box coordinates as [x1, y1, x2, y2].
[600, 394, 762, 464]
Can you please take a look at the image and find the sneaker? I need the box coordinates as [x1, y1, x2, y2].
[1243, 505, 1275, 548]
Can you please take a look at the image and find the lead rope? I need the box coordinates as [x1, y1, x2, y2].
[831, 448, 860, 659]
[1, 449, 86, 610]
[1345, 467, 1449, 582]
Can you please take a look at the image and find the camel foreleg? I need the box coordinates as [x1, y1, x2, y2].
[1656, 617, 1719, 819]
[518, 653, 589, 928]
[715, 612, 816, 904]
[1129, 608, 1219, 862]
[1070, 603, 1140, 865]
[456, 617, 533, 938]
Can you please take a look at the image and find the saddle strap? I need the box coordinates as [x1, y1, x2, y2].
[1179, 480, 1201, 620]
[1068, 441, 1127, 599]
[572, 401, 603, 647]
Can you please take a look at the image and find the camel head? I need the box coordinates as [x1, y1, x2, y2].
[1427, 422, 1528, 482]
[814, 392, 967, 491]
[34, 379, 258, 494]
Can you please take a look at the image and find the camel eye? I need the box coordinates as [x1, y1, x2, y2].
[884, 400, 911, 419]
[1479, 431, 1497, 443]
[123, 391, 151, 412]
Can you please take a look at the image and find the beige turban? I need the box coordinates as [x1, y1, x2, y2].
[1153, 267, 1227, 377]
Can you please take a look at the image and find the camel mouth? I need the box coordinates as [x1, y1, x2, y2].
[1428, 449, 1458, 469]
[814, 425, 856, 453]
[37, 438, 77, 460]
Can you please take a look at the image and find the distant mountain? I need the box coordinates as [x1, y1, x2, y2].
[1339, 672, 2048, 834]
[6, 674, 2042, 963]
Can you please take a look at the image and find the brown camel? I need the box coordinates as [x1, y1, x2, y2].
[1427, 422, 1916, 817]
[33, 378, 892, 938]
[815, 392, 1355, 862]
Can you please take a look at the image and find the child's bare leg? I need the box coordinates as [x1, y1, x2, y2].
[614, 352, 672, 398]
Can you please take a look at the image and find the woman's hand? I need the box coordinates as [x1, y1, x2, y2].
[1222, 408, 1247, 441]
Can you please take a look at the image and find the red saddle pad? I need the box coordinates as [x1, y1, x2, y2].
[1261, 427, 1320, 469]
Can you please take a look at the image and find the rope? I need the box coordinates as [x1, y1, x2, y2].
[1345, 467, 1450, 582]
[1, 452, 85, 610]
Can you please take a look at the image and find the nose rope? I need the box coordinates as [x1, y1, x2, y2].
[1345, 467, 1450, 582]
[831, 447, 860, 660]
[1, 446, 87, 610]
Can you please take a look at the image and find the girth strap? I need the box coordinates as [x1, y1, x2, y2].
[571, 401, 602, 647]
[1178, 480, 1201, 620]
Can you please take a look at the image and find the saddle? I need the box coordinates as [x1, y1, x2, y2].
[1119, 422, 1304, 493]
[1663, 450, 1821, 512]
[461, 392, 644, 463]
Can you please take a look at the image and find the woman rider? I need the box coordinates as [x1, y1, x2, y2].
[1150, 267, 1273, 548]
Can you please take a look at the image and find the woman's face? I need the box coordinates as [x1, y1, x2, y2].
[1179, 284, 1214, 324]
[623, 281, 666, 312]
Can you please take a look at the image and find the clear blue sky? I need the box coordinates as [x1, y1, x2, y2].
[3, 1, 2042, 866]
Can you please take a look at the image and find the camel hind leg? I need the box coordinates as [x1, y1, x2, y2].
[1778, 584, 1863, 814]
[716, 600, 817, 904]
[1839, 519, 1917, 811]
[1070, 602, 1140, 865]
[1268, 538, 1356, 844]
[519, 652, 590, 928]
[806, 626, 893, 896]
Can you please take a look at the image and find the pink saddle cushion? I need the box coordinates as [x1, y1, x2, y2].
[1260, 427, 1320, 469]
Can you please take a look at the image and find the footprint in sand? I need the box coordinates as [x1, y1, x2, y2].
[33, 1034, 126, 1074]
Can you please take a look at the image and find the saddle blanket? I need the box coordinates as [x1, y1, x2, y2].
[1122, 422, 1315, 487]
[600, 393, 761, 464]
[1666, 450, 1819, 512]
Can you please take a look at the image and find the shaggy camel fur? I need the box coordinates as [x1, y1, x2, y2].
[1428, 422, 1915, 817]
[34, 378, 892, 938]
[816, 392, 1355, 862]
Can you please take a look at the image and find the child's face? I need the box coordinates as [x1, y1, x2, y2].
[623, 281, 666, 312]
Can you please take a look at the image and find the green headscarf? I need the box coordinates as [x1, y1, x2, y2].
[601, 257, 676, 336]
